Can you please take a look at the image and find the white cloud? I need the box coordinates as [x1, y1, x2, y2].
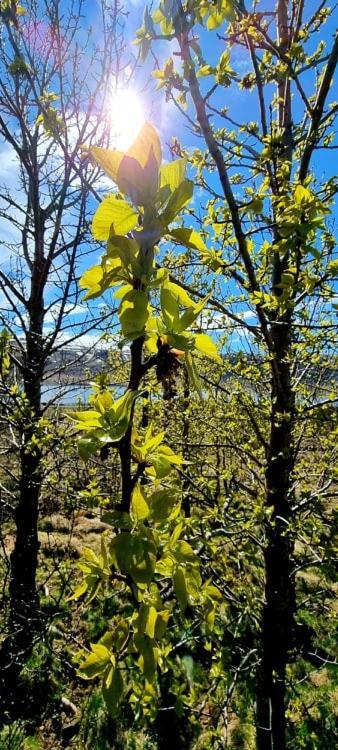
[238, 309, 257, 321]
[200, 311, 226, 330]
[43, 303, 86, 325]
[48, 330, 108, 349]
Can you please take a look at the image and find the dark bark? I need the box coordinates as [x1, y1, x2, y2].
[255, 6, 296, 746]
[0, 245, 45, 714]
[9, 231, 44, 606]
[8, 376, 42, 630]
[181, 368, 191, 515]
[256, 320, 296, 750]
[155, 672, 195, 750]
[117, 337, 145, 513]
[118, 426, 133, 514]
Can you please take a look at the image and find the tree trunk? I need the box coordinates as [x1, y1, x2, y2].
[9, 379, 42, 630]
[256, 321, 296, 750]
[117, 336, 145, 513]
[155, 672, 195, 750]
[181, 368, 191, 515]
[0, 268, 44, 714]
[118, 425, 133, 513]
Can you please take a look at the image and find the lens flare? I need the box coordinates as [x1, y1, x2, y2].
[110, 89, 145, 150]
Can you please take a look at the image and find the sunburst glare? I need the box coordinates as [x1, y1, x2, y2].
[110, 89, 145, 150]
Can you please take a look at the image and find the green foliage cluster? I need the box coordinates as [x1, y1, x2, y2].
[69, 123, 223, 722]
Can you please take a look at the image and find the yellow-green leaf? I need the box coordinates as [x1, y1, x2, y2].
[103, 669, 124, 716]
[162, 280, 197, 311]
[161, 179, 193, 225]
[92, 195, 138, 240]
[160, 158, 186, 192]
[80, 265, 104, 298]
[69, 410, 102, 430]
[194, 333, 222, 362]
[78, 644, 112, 679]
[168, 227, 208, 252]
[85, 146, 123, 182]
[116, 149, 159, 206]
[119, 289, 149, 339]
[131, 484, 150, 522]
[127, 121, 162, 170]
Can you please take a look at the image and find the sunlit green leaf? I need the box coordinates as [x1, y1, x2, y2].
[160, 158, 186, 192]
[168, 227, 208, 252]
[161, 179, 193, 224]
[92, 195, 138, 240]
[194, 333, 222, 362]
[119, 289, 149, 339]
[102, 669, 124, 716]
[131, 483, 150, 522]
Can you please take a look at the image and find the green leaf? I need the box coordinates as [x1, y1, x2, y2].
[144, 605, 158, 639]
[78, 644, 112, 679]
[66, 580, 88, 601]
[131, 483, 150, 522]
[194, 333, 222, 362]
[160, 285, 180, 329]
[110, 532, 157, 584]
[144, 427, 165, 452]
[74, 390, 139, 459]
[207, 11, 223, 29]
[161, 179, 193, 225]
[81, 257, 128, 301]
[176, 295, 210, 333]
[119, 289, 149, 339]
[177, 307, 201, 333]
[107, 235, 140, 266]
[86, 122, 161, 186]
[171, 540, 196, 564]
[148, 489, 178, 523]
[150, 455, 172, 479]
[155, 609, 170, 638]
[92, 195, 138, 240]
[168, 227, 208, 252]
[139, 605, 170, 640]
[160, 158, 186, 192]
[94, 391, 114, 412]
[204, 1, 235, 29]
[149, 445, 182, 479]
[117, 149, 159, 206]
[155, 554, 175, 576]
[102, 669, 124, 716]
[137, 636, 157, 681]
[78, 434, 110, 460]
[197, 64, 215, 77]
[70, 409, 102, 429]
[173, 567, 189, 611]
[294, 184, 312, 207]
[166, 332, 194, 352]
[23, 739, 40, 750]
[182, 655, 195, 687]
[164, 280, 197, 309]
[80, 265, 104, 299]
[84, 145, 123, 182]
[113, 389, 139, 423]
[127, 121, 162, 171]
[185, 352, 204, 399]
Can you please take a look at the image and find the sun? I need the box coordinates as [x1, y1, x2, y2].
[110, 89, 145, 150]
